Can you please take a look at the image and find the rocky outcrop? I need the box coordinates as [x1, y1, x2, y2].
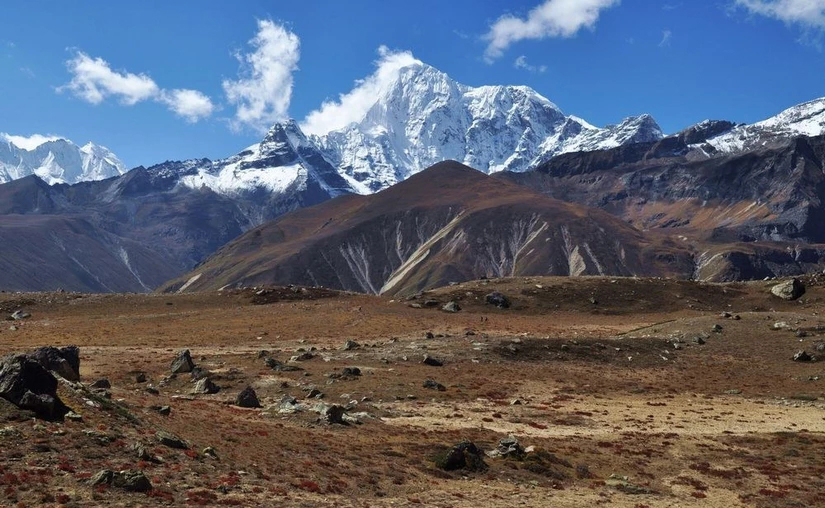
[0, 346, 80, 420]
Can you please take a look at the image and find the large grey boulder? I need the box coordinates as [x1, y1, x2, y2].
[31, 346, 80, 381]
[0, 353, 67, 420]
[771, 278, 805, 300]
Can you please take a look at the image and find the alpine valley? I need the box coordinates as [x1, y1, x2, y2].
[2, 60, 825, 293]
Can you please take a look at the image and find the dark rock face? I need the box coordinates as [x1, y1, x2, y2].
[31, 346, 80, 381]
[0, 349, 76, 420]
[235, 386, 261, 408]
[500, 133, 825, 281]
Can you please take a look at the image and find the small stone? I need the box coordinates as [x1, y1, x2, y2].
[89, 379, 111, 389]
[134, 372, 147, 383]
[321, 404, 346, 424]
[203, 447, 219, 459]
[423, 379, 446, 391]
[306, 388, 322, 399]
[235, 386, 261, 408]
[793, 350, 813, 362]
[65, 411, 83, 422]
[170, 349, 195, 374]
[11, 310, 31, 320]
[111, 470, 152, 492]
[485, 292, 510, 309]
[145, 385, 159, 395]
[441, 301, 461, 313]
[436, 442, 487, 472]
[156, 431, 188, 449]
[423, 355, 444, 367]
[712, 324, 723, 333]
[191, 377, 220, 395]
[425, 332, 435, 339]
[343, 340, 360, 351]
[290, 352, 314, 362]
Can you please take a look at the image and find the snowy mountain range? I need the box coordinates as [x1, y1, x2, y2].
[0, 135, 125, 185]
[310, 63, 664, 192]
[3, 62, 825, 201]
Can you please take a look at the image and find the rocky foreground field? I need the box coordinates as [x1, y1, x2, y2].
[1, 276, 825, 507]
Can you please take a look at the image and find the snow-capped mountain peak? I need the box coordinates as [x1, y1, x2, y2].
[0, 135, 126, 185]
[701, 97, 825, 154]
[310, 62, 663, 192]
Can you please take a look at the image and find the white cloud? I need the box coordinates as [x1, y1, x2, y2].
[222, 19, 300, 133]
[61, 51, 159, 105]
[301, 46, 422, 136]
[159, 89, 216, 123]
[60, 50, 214, 122]
[483, 0, 621, 62]
[1, 133, 63, 151]
[659, 29, 673, 47]
[514, 55, 548, 73]
[735, 0, 825, 30]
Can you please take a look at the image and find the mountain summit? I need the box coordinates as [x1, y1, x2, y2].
[0, 136, 125, 185]
[309, 63, 664, 191]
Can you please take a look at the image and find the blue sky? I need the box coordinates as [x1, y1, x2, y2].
[1, 0, 824, 167]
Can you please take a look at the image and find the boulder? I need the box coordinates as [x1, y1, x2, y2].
[771, 278, 805, 301]
[423, 379, 446, 391]
[320, 404, 346, 424]
[265, 357, 302, 372]
[343, 340, 360, 351]
[31, 346, 80, 381]
[90, 469, 152, 492]
[442, 301, 461, 313]
[793, 350, 813, 362]
[423, 355, 444, 367]
[235, 386, 261, 408]
[170, 349, 195, 374]
[485, 292, 510, 309]
[89, 379, 111, 390]
[488, 435, 526, 459]
[156, 431, 188, 449]
[191, 378, 220, 395]
[436, 442, 488, 472]
[0, 353, 67, 420]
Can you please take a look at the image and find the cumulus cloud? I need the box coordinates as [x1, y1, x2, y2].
[735, 0, 825, 31]
[514, 55, 548, 73]
[1, 133, 63, 151]
[301, 46, 422, 136]
[59, 51, 215, 122]
[483, 0, 621, 62]
[159, 89, 216, 123]
[61, 51, 159, 105]
[222, 19, 300, 133]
